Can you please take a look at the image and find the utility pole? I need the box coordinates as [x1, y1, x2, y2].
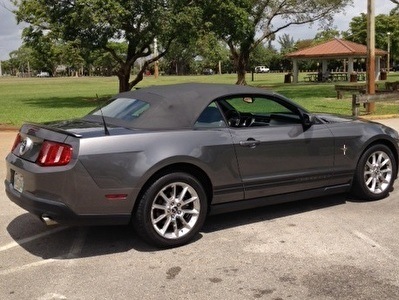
[366, 0, 375, 113]
[154, 38, 159, 79]
[387, 32, 391, 73]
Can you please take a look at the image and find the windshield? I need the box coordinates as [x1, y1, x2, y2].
[91, 98, 150, 121]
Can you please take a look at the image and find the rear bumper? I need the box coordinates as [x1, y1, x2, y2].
[5, 180, 131, 226]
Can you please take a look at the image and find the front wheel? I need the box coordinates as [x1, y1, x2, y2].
[352, 144, 397, 200]
[133, 172, 208, 248]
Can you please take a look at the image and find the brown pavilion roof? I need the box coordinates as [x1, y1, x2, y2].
[286, 38, 387, 59]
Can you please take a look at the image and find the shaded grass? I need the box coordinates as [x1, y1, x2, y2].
[1, 72, 399, 127]
[0, 77, 117, 126]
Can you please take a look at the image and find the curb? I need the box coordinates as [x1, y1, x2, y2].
[0, 126, 19, 131]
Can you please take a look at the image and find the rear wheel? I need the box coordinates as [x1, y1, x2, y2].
[133, 172, 207, 248]
[352, 144, 396, 200]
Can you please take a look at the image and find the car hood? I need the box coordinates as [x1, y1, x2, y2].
[315, 113, 357, 124]
[315, 113, 399, 139]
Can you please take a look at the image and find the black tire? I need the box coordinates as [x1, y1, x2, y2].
[352, 144, 397, 200]
[133, 172, 208, 248]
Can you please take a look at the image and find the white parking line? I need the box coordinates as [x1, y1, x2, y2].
[0, 226, 67, 252]
[0, 258, 57, 276]
[67, 228, 87, 259]
[0, 227, 88, 276]
[352, 230, 398, 261]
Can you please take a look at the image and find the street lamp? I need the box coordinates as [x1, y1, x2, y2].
[0, 48, 3, 77]
[387, 32, 391, 73]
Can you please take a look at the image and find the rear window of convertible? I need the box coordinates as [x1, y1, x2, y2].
[91, 98, 150, 121]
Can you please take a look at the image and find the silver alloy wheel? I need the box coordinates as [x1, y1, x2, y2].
[363, 150, 393, 194]
[151, 182, 201, 239]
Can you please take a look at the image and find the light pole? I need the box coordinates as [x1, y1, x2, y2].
[0, 47, 3, 76]
[366, 0, 375, 112]
[387, 32, 391, 73]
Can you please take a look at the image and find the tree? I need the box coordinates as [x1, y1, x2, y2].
[392, 1, 399, 14]
[342, 14, 368, 44]
[86, 43, 128, 76]
[195, 33, 229, 73]
[343, 12, 399, 66]
[8, 45, 35, 76]
[161, 31, 230, 75]
[13, 0, 201, 92]
[278, 34, 295, 56]
[161, 42, 197, 75]
[200, 0, 352, 85]
[314, 29, 341, 43]
[249, 43, 277, 70]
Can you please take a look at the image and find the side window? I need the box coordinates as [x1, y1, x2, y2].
[194, 102, 226, 128]
[219, 96, 301, 127]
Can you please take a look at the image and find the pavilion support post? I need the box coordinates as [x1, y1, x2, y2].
[292, 59, 299, 83]
[347, 57, 354, 82]
[322, 60, 328, 73]
[376, 57, 381, 80]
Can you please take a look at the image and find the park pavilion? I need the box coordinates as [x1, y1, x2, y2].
[285, 38, 387, 83]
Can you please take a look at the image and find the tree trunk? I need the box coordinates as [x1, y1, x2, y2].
[234, 51, 250, 85]
[117, 64, 131, 93]
[236, 68, 247, 85]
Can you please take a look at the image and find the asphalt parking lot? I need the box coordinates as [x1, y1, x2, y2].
[1, 121, 399, 300]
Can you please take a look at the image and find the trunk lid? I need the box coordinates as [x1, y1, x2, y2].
[12, 123, 79, 164]
[12, 119, 135, 164]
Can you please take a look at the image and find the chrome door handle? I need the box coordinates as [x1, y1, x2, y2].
[239, 139, 260, 148]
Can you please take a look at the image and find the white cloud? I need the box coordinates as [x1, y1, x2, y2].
[0, 0, 23, 60]
[275, 0, 397, 45]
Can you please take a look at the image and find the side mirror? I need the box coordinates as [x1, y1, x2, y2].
[302, 113, 314, 129]
[243, 97, 254, 104]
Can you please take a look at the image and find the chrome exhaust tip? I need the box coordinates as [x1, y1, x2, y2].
[41, 215, 58, 226]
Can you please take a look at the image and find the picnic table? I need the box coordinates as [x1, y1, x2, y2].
[331, 72, 348, 81]
[304, 71, 366, 83]
[303, 72, 318, 82]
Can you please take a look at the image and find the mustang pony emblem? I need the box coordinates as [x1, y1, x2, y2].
[19, 137, 33, 156]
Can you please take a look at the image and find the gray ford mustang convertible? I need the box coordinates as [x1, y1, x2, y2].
[5, 83, 399, 247]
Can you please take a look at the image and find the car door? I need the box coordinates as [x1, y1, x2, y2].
[219, 95, 335, 200]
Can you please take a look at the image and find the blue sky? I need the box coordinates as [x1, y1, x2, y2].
[0, 0, 397, 60]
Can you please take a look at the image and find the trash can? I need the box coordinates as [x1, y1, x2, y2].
[350, 73, 357, 82]
[380, 71, 387, 80]
[284, 73, 292, 83]
[317, 72, 323, 82]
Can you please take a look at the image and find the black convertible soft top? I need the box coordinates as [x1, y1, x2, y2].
[113, 83, 279, 129]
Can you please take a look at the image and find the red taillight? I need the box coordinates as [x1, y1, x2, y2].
[37, 141, 73, 166]
[105, 194, 128, 201]
[11, 134, 22, 152]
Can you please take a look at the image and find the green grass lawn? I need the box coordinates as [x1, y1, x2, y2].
[1, 72, 399, 128]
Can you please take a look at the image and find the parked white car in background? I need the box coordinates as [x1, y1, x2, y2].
[37, 72, 50, 77]
[254, 66, 270, 73]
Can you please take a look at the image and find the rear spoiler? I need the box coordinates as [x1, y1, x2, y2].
[22, 122, 83, 138]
